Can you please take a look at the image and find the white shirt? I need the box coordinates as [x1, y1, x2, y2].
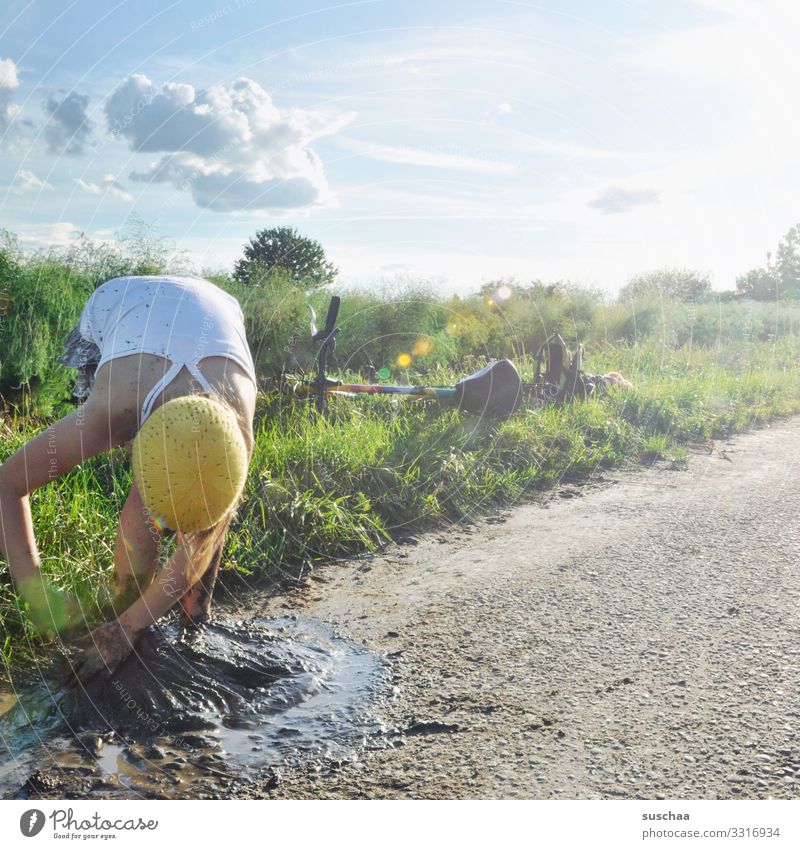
[79, 275, 257, 425]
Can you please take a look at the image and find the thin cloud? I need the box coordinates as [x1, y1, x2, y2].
[74, 174, 134, 202]
[524, 137, 662, 162]
[74, 177, 101, 195]
[15, 169, 53, 192]
[587, 186, 661, 214]
[348, 140, 518, 175]
[102, 174, 134, 202]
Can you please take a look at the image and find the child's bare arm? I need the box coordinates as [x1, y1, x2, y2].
[0, 401, 133, 588]
[73, 535, 210, 679]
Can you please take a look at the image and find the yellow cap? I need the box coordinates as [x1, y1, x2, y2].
[131, 395, 249, 533]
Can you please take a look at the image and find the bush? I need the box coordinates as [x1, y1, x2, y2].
[0, 253, 93, 416]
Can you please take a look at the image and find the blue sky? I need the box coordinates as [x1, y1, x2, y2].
[1, 0, 799, 293]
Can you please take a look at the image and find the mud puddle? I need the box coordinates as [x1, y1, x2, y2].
[0, 615, 392, 799]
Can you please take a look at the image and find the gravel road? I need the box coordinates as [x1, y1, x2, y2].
[253, 419, 800, 799]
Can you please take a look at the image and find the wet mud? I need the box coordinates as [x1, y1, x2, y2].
[1, 616, 391, 799]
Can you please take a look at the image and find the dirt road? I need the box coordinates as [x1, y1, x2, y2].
[252, 419, 800, 799]
[9, 419, 800, 801]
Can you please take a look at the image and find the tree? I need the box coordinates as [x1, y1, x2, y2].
[234, 227, 337, 289]
[735, 266, 778, 301]
[775, 224, 800, 288]
[737, 224, 800, 300]
[618, 267, 712, 303]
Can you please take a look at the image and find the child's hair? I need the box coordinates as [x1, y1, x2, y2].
[171, 389, 253, 598]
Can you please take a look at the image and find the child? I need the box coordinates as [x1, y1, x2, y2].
[0, 275, 257, 680]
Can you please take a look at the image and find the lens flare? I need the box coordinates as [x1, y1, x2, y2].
[377, 366, 391, 380]
[496, 285, 512, 301]
[412, 337, 434, 357]
[396, 353, 412, 368]
[150, 514, 170, 532]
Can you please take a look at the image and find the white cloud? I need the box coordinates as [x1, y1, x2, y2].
[15, 169, 53, 192]
[74, 177, 101, 195]
[102, 174, 134, 202]
[44, 91, 93, 155]
[106, 74, 355, 212]
[0, 57, 18, 90]
[0, 57, 20, 132]
[15, 222, 82, 248]
[73, 174, 135, 202]
[347, 140, 518, 175]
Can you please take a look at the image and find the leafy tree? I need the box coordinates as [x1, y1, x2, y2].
[618, 267, 712, 303]
[737, 224, 800, 300]
[234, 226, 337, 289]
[735, 266, 779, 301]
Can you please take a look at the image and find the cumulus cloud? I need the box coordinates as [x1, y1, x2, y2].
[0, 57, 20, 132]
[16, 222, 81, 248]
[0, 58, 17, 89]
[106, 74, 354, 212]
[15, 169, 53, 192]
[587, 186, 661, 214]
[44, 91, 93, 155]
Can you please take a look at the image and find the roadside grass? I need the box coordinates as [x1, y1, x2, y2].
[3, 337, 800, 673]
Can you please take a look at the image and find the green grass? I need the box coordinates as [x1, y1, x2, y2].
[4, 336, 800, 677]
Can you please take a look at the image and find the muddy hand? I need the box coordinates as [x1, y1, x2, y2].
[72, 620, 134, 682]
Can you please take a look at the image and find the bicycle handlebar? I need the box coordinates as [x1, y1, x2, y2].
[312, 295, 340, 342]
[323, 296, 340, 335]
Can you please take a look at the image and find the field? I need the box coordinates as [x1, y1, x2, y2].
[2, 229, 800, 670]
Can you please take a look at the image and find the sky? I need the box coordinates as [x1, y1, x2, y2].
[1, 0, 799, 294]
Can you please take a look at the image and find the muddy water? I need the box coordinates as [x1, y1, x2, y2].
[0, 616, 391, 799]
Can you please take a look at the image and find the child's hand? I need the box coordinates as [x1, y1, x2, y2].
[72, 620, 134, 682]
[19, 575, 82, 637]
